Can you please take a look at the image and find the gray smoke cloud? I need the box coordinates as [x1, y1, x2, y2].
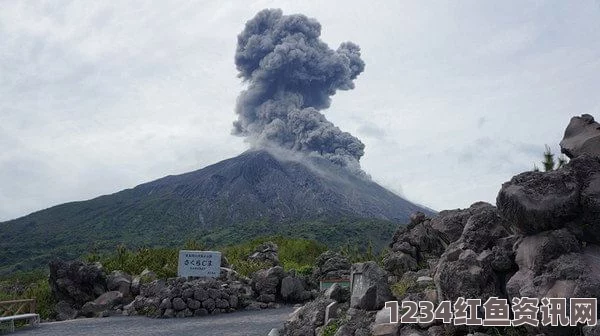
[233, 9, 367, 175]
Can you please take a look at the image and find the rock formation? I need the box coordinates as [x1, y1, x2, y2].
[127, 277, 245, 318]
[312, 251, 352, 282]
[560, 114, 600, 159]
[279, 115, 600, 336]
[49, 259, 108, 319]
[248, 241, 280, 266]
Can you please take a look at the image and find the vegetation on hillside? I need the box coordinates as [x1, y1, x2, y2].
[221, 236, 327, 276]
[84, 235, 329, 278]
[1, 216, 398, 276]
[0, 270, 55, 320]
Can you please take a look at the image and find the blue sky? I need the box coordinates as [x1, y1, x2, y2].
[1, 1, 599, 221]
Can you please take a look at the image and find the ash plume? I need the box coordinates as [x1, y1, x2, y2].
[233, 9, 367, 175]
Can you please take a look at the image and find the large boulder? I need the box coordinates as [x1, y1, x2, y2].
[560, 114, 600, 159]
[434, 205, 515, 303]
[280, 275, 311, 303]
[371, 305, 399, 336]
[506, 240, 600, 336]
[279, 296, 335, 336]
[382, 252, 418, 277]
[429, 206, 475, 244]
[350, 262, 393, 311]
[507, 230, 600, 300]
[107, 270, 132, 297]
[139, 268, 157, 284]
[312, 251, 351, 282]
[498, 154, 600, 243]
[49, 259, 107, 308]
[496, 169, 580, 234]
[54, 300, 78, 321]
[80, 291, 123, 317]
[571, 155, 600, 243]
[324, 283, 350, 303]
[251, 266, 285, 303]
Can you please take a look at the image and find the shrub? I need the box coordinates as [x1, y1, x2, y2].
[84, 235, 326, 279]
[321, 319, 340, 336]
[296, 265, 313, 276]
[221, 235, 326, 276]
[23, 279, 55, 320]
[0, 271, 55, 320]
[339, 240, 389, 265]
[85, 245, 178, 279]
[229, 260, 272, 278]
[533, 145, 568, 172]
[391, 279, 414, 299]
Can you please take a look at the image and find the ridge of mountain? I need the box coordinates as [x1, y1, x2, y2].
[0, 149, 433, 274]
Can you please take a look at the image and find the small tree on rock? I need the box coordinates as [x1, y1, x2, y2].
[534, 145, 568, 172]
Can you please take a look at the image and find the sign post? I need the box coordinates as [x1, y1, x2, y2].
[177, 250, 221, 278]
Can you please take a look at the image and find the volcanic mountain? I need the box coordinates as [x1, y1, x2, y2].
[0, 149, 432, 274]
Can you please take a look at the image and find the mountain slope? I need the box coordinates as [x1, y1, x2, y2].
[1, 149, 432, 274]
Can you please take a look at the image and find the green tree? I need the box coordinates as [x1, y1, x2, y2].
[535, 145, 568, 172]
[542, 145, 555, 172]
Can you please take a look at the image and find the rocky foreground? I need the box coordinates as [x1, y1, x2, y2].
[275, 115, 600, 336]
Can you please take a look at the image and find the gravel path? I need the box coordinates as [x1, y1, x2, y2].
[12, 307, 295, 336]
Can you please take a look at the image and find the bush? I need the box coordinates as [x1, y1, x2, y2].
[391, 279, 414, 299]
[84, 235, 326, 279]
[339, 240, 389, 265]
[221, 235, 327, 277]
[84, 245, 178, 279]
[0, 271, 55, 320]
[229, 260, 272, 278]
[296, 265, 313, 276]
[321, 319, 340, 336]
[23, 279, 55, 320]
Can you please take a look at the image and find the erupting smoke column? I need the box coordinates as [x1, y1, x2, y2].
[233, 9, 367, 175]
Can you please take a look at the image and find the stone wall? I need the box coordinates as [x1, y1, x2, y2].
[126, 277, 245, 318]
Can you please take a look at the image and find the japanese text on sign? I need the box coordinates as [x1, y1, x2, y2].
[177, 250, 221, 278]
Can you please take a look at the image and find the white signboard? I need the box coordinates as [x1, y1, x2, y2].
[177, 250, 221, 278]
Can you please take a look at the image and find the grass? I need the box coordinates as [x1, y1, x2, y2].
[320, 319, 340, 336]
[0, 271, 55, 320]
[82, 235, 327, 278]
[221, 235, 327, 276]
[338, 240, 390, 266]
[85, 244, 179, 279]
[390, 278, 414, 299]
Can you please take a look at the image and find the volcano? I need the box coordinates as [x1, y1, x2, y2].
[0, 150, 432, 274]
[0, 9, 434, 274]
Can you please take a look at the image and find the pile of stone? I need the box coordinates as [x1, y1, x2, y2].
[49, 241, 319, 320]
[49, 260, 159, 320]
[248, 241, 280, 266]
[250, 266, 315, 306]
[311, 251, 352, 282]
[49, 259, 108, 320]
[276, 115, 600, 336]
[126, 277, 245, 318]
[279, 282, 353, 336]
